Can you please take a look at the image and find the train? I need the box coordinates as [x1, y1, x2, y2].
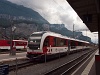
[0, 40, 28, 50]
[26, 31, 91, 59]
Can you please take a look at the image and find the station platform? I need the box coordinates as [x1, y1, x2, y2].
[88, 50, 99, 75]
[0, 52, 27, 63]
[71, 49, 98, 75]
[82, 53, 96, 75]
[81, 50, 98, 75]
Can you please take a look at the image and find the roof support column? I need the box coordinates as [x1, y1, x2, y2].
[95, 10, 100, 75]
[98, 13, 100, 54]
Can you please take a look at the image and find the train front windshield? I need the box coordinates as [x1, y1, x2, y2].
[28, 32, 44, 50]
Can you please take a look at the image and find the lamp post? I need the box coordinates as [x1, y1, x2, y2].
[12, 26, 16, 40]
[3, 28, 6, 39]
[10, 21, 16, 56]
[73, 24, 74, 38]
[10, 21, 13, 55]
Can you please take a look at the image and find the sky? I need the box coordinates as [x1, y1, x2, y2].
[7, 0, 98, 43]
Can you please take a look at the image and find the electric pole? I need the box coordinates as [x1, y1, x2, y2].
[73, 24, 74, 38]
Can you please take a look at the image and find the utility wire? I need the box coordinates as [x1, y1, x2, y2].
[52, 0, 68, 12]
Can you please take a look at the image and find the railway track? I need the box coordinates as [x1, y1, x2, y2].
[8, 50, 87, 72]
[9, 54, 46, 72]
[0, 50, 26, 54]
[44, 49, 95, 75]
[9, 59, 38, 72]
[9, 48, 96, 74]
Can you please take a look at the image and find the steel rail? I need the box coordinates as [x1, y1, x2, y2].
[9, 61, 35, 71]
[61, 50, 95, 75]
[44, 49, 94, 75]
[9, 48, 96, 73]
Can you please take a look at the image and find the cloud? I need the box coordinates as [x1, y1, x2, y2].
[82, 31, 98, 43]
[7, 0, 98, 43]
[7, 0, 77, 29]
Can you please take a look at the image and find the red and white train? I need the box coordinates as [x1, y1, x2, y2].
[0, 40, 28, 50]
[27, 31, 90, 59]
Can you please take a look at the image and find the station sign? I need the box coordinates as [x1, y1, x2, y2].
[0, 64, 9, 75]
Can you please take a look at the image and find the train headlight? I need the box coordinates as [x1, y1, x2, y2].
[38, 48, 40, 49]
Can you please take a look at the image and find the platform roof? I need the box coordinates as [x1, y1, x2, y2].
[67, 0, 99, 32]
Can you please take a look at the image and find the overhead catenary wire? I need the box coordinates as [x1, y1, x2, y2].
[52, 0, 67, 12]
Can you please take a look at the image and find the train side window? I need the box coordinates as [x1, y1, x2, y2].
[70, 40, 76, 49]
[68, 40, 70, 47]
[71, 41, 75, 46]
[43, 38, 49, 47]
[53, 38, 57, 46]
[53, 38, 66, 47]
[60, 39, 66, 46]
[60, 40, 63, 46]
[54, 37, 60, 46]
[78, 42, 82, 46]
[7, 41, 10, 44]
[64, 39, 66, 45]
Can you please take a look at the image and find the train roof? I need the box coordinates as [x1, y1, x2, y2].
[31, 31, 48, 34]
[31, 31, 89, 44]
[0, 39, 28, 42]
[13, 40, 28, 42]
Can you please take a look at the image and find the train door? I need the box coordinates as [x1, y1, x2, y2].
[68, 40, 70, 53]
[43, 36, 50, 53]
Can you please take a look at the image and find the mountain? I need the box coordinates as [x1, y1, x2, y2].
[0, 0, 49, 25]
[0, 0, 92, 43]
[50, 24, 92, 43]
